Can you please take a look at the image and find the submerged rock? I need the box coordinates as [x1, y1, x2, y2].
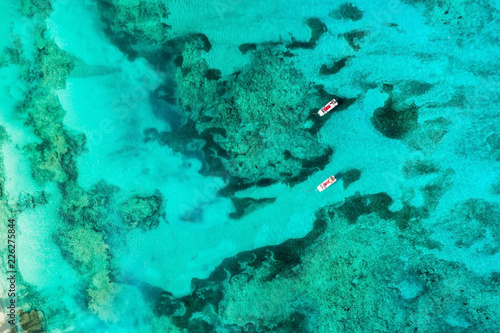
[119, 192, 164, 229]
[18, 309, 46, 333]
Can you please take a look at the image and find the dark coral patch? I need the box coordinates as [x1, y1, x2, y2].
[217, 177, 257, 197]
[191, 33, 212, 52]
[330, 3, 364, 21]
[336, 192, 393, 223]
[287, 18, 327, 50]
[94, 0, 172, 61]
[340, 30, 367, 51]
[118, 192, 164, 230]
[229, 197, 276, 219]
[204, 68, 222, 81]
[320, 56, 352, 75]
[401, 80, 433, 96]
[339, 168, 362, 190]
[175, 46, 333, 187]
[402, 159, 439, 177]
[336, 192, 425, 230]
[238, 43, 257, 55]
[371, 101, 419, 139]
[371, 85, 419, 139]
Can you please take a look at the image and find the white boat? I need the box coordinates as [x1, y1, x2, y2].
[318, 99, 338, 116]
[317, 175, 337, 192]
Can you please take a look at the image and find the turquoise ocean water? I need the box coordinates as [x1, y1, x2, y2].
[0, 0, 499, 332]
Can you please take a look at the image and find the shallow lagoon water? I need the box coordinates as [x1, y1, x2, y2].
[0, 0, 499, 332]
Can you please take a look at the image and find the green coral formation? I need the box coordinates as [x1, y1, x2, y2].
[95, 0, 171, 58]
[119, 192, 164, 229]
[59, 180, 118, 230]
[63, 226, 113, 314]
[55, 187, 116, 321]
[218, 202, 500, 332]
[16, 34, 77, 184]
[176, 40, 331, 183]
[7, 3, 119, 324]
[154, 164, 463, 332]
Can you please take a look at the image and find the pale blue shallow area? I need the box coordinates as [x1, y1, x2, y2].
[0, 0, 499, 332]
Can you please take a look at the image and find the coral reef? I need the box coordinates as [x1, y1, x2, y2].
[153, 183, 499, 332]
[402, 0, 493, 36]
[229, 197, 276, 219]
[176, 38, 332, 184]
[238, 43, 257, 55]
[57, 224, 115, 321]
[16, 34, 77, 184]
[15, 191, 48, 212]
[154, 210, 328, 331]
[59, 180, 118, 230]
[95, 0, 171, 59]
[371, 84, 420, 140]
[340, 168, 361, 190]
[319, 56, 352, 75]
[218, 198, 499, 332]
[402, 159, 439, 177]
[119, 191, 164, 229]
[340, 30, 367, 52]
[330, 2, 364, 21]
[287, 18, 327, 50]
[440, 198, 500, 252]
[7, 3, 121, 323]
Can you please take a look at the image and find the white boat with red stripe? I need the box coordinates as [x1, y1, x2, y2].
[317, 175, 337, 192]
[318, 99, 338, 116]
